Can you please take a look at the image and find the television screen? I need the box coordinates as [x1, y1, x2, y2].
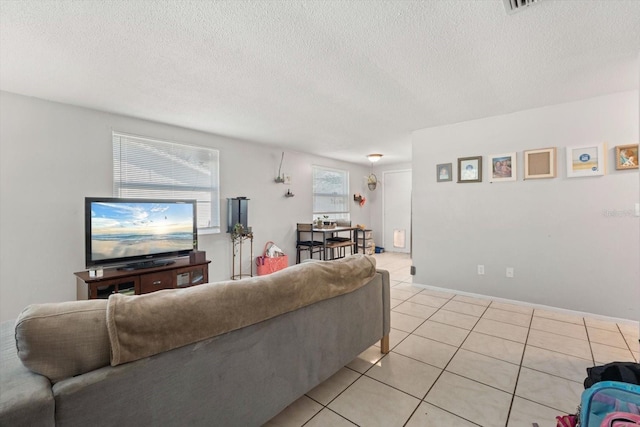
[85, 197, 197, 268]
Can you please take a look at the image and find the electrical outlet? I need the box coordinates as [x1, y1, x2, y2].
[410, 266, 416, 275]
[477, 265, 485, 275]
[506, 267, 514, 278]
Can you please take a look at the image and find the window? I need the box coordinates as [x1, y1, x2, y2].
[312, 165, 350, 221]
[113, 132, 220, 233]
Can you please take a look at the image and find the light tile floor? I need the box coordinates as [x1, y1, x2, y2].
[265, 252, 639, 427]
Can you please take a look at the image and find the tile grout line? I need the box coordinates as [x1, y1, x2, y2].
[584, 317, 597, 366]
[301, 366, 363, 427]
[395, 291, 463, 426]
[617, 323, 639, 362]
[301, 406, 357, 427]
[390, 289, 457, 336]
[400, 298, 491, 427]
[503, 303, 535, 427]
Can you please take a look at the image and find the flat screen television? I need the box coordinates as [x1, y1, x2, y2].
[85, 197, 197, 270]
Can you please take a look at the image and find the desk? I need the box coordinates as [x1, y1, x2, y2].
[310, 226, 371, 260]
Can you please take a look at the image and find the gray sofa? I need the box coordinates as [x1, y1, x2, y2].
[0, 255, 390, 427]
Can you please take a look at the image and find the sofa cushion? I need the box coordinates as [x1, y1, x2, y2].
[15, 299, 110, 383]
[107, 254, 377, 365]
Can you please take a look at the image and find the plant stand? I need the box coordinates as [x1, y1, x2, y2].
[231, 233, 253, 280]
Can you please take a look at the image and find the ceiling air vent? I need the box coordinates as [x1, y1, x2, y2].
[503, 0, 540, 14]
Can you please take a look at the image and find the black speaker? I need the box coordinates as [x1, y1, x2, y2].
[227, 197, 249, 233]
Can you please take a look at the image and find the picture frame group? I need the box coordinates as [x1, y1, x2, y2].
[436, 142, 638, 183]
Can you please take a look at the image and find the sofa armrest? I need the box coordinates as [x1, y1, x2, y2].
[1, 321, 54, 427]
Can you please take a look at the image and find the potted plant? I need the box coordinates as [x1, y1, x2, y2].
[230, 223, 252, 242]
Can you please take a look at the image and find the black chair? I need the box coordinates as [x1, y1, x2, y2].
[296, 223, 324, 263]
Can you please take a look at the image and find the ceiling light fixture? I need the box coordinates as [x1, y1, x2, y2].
[367, 154, 383, 163]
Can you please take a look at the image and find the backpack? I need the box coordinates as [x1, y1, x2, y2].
[580, 381, 640, 427]
[600, 412, 640, 427]
[585, 363, 640, 389]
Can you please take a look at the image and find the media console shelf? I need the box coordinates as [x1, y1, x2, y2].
[74, 258, 211, 300]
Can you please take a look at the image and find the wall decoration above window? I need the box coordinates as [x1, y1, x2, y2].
[274, 152, 291, 183]
[436, 163, 452, 182]
[457, 156, 482, 183]
[488, 152, 516, 183]
[566, 143, 606, 178]
[615, 144, 638, 170]
[523, 147, 556, 179]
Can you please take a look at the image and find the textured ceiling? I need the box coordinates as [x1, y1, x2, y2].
[1, 1, 639, 165]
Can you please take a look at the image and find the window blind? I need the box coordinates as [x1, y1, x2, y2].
[312, 165, 350, 221]
[113, 132, 220, 232]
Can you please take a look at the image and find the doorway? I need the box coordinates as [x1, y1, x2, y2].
[382, 169, 411, 254]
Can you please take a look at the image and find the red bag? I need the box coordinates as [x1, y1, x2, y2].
[556, 414, 578, 427]
[255, 241, 288, 276]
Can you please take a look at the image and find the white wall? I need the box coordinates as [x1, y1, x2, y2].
[412, 91, 639, 320]
[0, 91, 372, 322]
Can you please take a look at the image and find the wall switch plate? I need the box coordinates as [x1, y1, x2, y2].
[284, 174, 292, 185]
[506, 267, 514, 278]
[477, 265, 485, 275]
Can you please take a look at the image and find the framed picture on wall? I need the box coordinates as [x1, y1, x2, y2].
[615, 144, 639, 170]
[436, 163, 452, 182]
[488, 152, 516, 182]
[457, 156, 482, 183]
[524, 147, 557, 179]
[566, 143, 606, 178]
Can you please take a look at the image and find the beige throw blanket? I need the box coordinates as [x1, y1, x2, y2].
[106, 254, 376, 366]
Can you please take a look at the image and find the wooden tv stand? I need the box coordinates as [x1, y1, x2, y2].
[74, 258, 210, 300]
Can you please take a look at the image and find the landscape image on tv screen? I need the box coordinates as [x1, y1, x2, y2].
[90, 201, 194, 261]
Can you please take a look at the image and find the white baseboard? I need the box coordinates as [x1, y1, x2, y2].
[409, 281, 639, 327]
